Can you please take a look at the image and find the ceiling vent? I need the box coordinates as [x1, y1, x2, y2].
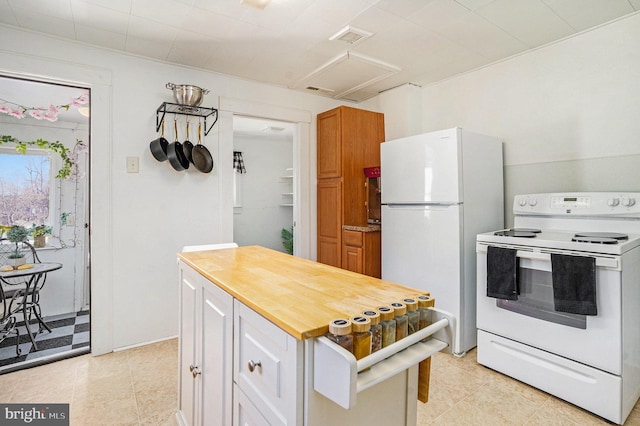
[329, 25, 373, 45]
[296, 51, 401, 102]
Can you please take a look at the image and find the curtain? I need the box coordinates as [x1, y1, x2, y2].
[233, 151, 246, 174]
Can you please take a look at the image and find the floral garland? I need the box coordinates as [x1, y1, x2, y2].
[0, 91, 89, 122]
[0, 135, 86, 179]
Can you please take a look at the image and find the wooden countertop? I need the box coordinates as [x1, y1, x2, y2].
[177, 246, 428, 340]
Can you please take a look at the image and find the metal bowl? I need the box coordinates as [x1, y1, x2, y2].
[166, 83, 209, 106]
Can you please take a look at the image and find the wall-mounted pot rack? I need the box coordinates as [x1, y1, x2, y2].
[156, 102, 219, 136]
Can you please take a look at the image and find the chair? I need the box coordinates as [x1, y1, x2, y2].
[0, 283, 21, 357]
[182, 242, 238, 252]
[0, 239, 47, 335]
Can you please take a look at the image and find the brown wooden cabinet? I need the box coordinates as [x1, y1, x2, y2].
[317, 106, 384, 273]
[342, 229, 381, 278]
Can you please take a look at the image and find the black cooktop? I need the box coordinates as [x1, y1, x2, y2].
[494, 228, 541, 238]
[572, 232, 628, 244]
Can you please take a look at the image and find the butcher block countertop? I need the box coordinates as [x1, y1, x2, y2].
[177, 245, 428, 340]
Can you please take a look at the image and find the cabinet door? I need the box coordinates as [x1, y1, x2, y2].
[317, 108, 341, 179]
[317, 179, 342, 267]
[201, 284, 234, 426]
[178, 267, 199, 426]
[342, 245, 363, 274]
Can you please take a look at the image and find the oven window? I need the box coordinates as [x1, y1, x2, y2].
[496, 266, 587, 329]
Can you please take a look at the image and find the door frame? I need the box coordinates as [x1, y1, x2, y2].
[218, 98, 312, 259]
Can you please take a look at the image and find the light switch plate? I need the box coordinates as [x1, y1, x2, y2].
[126, 156, 139, 173]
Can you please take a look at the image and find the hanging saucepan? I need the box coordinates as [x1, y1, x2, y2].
[182, 120, 194, 164]
[192, 121, 214, 173]
[167, 118, 190, 171]
[149, 120, 169, 162]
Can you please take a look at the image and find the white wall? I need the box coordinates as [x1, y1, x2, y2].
[233, 133, 293, 252]
[375, 13, 640, 226]
[0, 24, 343, 351]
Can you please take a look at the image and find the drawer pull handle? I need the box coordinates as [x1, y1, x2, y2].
[189, 365, 201, 378]
[248, 360, 261, 372]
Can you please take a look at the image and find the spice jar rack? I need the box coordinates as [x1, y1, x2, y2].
[313, 307, 455, 410]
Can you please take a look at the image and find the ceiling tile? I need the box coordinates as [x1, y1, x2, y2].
[11, 10, 76, 39]
[127, 15, 179, 44]
[435, 13, 528, 61]
[75, 23, 127, 50]
[301, 0, 379, 27]
[542, 0, 635, 31]
[167, 30, 221, 69]
[374, 0, 437, 18]
[454, 0, 496, 11]
[0, 1, 18, 26]
[477, 0, 575, 47]
[406, 0, 470, 33]
[631, 0, 640, 9]
[70, 0, 130, 34]
[130, 0, 191, 26]
[78, 0, 132, 14]
[8, 0, 73, 20]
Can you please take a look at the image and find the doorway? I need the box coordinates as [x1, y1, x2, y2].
[0, 76, 90, 373]
[232, 116, 295, 253]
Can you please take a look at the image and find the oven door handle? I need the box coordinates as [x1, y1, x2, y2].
[476, 244, 620, 269]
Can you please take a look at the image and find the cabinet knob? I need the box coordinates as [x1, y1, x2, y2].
[248, 360, 262, 372]
[189, 364, 201, 378]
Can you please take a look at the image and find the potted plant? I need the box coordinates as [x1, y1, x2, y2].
[30, 224, 52, 248]
[6, 225, 29, 269]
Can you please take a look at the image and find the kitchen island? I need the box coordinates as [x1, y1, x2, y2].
[176, 245, 453, 426]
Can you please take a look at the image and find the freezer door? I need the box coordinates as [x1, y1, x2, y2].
[381, 129, 461, 204]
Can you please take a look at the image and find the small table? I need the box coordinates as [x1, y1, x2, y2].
[0, 262, 62, 350]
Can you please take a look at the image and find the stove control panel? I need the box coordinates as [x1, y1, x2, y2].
[513, 192, 640, 217]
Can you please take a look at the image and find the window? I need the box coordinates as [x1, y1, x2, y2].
[0, 147, 58, 243]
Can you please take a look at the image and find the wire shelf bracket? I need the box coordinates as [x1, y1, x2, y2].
[156, 102, 219, 136]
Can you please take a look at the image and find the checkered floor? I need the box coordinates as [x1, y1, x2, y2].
[0, 310, 89, 371]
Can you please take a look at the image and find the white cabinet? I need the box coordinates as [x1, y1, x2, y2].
[178, 262, 302, 426]
[178, 263, 233, 426]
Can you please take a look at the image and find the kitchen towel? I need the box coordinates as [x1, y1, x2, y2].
[551, 254, 597, 315]
[486, 246, 519, 300]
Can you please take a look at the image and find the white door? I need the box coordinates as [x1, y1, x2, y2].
[382, 204, 462, 314]
[381, 128, 462, 204]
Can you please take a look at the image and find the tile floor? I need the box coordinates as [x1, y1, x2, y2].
[2, 339, 640, 425]
[0, 310, 90, 371]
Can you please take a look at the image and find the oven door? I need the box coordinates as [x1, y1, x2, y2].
[476, 243, 622, 375]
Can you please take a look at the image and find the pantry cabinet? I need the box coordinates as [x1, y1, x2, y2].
[317, 106, 384, 270]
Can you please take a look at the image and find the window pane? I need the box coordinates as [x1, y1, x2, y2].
[0, 153, 50, 226]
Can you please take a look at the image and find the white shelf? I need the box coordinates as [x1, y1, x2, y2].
[313, 308, 455, 409]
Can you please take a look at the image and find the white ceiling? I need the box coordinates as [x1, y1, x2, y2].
[1, 0, 639, 101]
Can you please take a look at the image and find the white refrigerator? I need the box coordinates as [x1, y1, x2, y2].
[381, 127, 503, 355]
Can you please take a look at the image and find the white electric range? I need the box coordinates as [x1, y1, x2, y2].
[476, 192, 640, 424]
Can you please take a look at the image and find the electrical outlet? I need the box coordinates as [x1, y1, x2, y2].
[127, 156, 139, 173]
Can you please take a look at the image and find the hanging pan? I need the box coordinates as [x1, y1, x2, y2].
[167, 117, 190, 171]
[192, 121, 214, 173]
[183, 120, 194, 164]
[149, 120, 169, 162]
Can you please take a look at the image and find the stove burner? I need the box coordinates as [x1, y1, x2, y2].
[494, 229, 539, 238]
[572, 236, 620, 244]
[574, 232, 628, 241]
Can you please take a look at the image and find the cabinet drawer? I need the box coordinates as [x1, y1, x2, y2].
[234, 301, 302, 426]
[233, 384, 270, 426]
[343, 230, 363, 247]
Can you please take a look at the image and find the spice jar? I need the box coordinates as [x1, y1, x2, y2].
[326, 318, 354, 353]
[377, 306, 396, 348]
[351, 316, 372, 361]
[417, 295, 433, 341]
[403, 298, 420, 335]
[390, 302, 408, 341]
[362, 310, 382, 353]
[417, 295, 433, 330]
